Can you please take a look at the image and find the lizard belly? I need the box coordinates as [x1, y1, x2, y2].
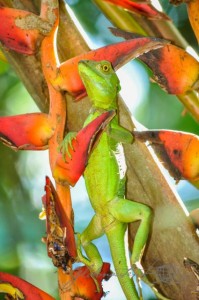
[84, 133, 126, 213]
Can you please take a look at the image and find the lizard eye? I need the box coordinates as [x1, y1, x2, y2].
[101, 63, 110, 72]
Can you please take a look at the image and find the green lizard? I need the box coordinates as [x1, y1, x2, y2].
[62, 60, 170, 300]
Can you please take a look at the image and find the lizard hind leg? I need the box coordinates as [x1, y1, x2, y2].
[104, 219, 140, 300]
[109, 198, 171, 300]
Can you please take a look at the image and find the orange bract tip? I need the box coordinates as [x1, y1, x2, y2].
[134, 130, 199, 181]
[0, 113, 54, 150]
[0, 7, 43, 54]
[71, 263, 111, 300]
[158, 131, 199, 181]
[139, 44, 199, 94]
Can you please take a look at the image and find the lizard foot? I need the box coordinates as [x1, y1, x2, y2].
[76, 233, 89, 264]
[58, 132, 77, 160]
[76, 233, 102, 293]
[76, 233, 102, 273]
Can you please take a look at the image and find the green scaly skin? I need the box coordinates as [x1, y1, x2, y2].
[66, 60, 171, 300]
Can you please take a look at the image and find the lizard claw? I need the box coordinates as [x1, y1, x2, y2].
[58, 132, 77, 160]
[76, 234, 101, 275]
[76, 233, 87, 263]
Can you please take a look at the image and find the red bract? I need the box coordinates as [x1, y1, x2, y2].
[110, 28, 199, 95]
[53, 111, 115, 186]
[55, 36, 168, 100]
[134, 130, 199, 181]
[0, 272, 54, 299]
[70, 263, 112, 300]
[42, 176, 77, 267]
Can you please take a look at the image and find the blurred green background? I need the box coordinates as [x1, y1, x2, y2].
[0, 0, 199, 299]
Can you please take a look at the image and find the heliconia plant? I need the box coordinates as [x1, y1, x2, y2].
[0, 1, 169, 150]
[0, 0, 169, 298]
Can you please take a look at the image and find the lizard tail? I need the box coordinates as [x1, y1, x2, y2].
[106, 224, 140, 300]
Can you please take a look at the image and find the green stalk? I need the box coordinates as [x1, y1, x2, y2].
[93, 0, 146, 35]
[178, 90, 199, 121]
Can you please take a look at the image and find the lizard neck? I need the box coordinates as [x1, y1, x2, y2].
[90, 95, 118, 111]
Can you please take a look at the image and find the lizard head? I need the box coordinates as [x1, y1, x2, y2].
[78, 60, 121, 109]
